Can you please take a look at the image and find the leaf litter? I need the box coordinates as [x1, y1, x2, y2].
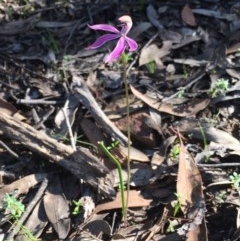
[0, 0, 240, 240]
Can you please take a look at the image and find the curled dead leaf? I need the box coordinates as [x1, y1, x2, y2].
[130, 85, 210, 117]
[139, 42, 172, 66]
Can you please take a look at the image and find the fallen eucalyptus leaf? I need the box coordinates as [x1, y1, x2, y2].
[177, 141, 203, 214]
[43, 175, 70, 239]
[94, 190, 152, 214]
[130, 85, 210, 117]
[139, 42, 172, 66]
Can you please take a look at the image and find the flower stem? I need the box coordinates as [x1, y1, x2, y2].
[121, 53, 131, 223]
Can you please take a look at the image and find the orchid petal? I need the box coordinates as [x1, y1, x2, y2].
[88, 24, 119, 33]
[104, 37, 126, 63]
[86, 34, 120, 49]
[119, 15, 133, 35]
[125, 36, 138, 51]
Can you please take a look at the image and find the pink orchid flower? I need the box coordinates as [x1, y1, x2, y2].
[87, 15, 138, 63]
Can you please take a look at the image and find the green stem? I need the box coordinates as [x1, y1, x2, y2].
[98, 141, 126, 218]
[121, 53, 131, 223]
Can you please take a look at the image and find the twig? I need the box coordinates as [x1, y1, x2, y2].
[34, 106, 55, 129]
[198, 163, 240, 168]
[17, 99, 61, 105]
[63, 99, 76, 151]
[0, 140, 19, 159]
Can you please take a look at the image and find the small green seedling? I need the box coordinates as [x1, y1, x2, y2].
[177, 89, 185, 98]
[169, 143, 180, 162]
[182, 64, 189, 79]
[45, 29, 59, 53]
[63, 55, 71, 63]
[146, 61, 156, 74]
[166, 220, 176, 233]
[3, 193, 25, 219]
[72, 200, 82, 215]
[115, 52, 133, 70]
[172, 193, 181, 216]
[214, 190, 227, 204]
[229, 172, 240, 189]
[2, 193, 38, 241]
[208, 78, 229, 98]
[121, 52, 133, 63]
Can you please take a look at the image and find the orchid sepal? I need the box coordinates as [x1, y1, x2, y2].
[88, 24, 119, 33]
[86, 34, 120, 49]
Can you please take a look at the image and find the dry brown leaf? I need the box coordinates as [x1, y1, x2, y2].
[139, 44, 159, 66]
[176, 140, 207, 239]
[186, 219, 208, 241]
[113, 111, 158, 148]
[139, 42, 172, 66]
[0, 98, 26, 121]
[117, 145, 149, 162]
[43, 175, 70, 239]
[83, 220, 111, 237]
[94, 190, 152, 214]
[181, 4, 197, 26]
[151, 136, 177, 167]
[177, 141, 203, 214]
[130, 85, 210, 117]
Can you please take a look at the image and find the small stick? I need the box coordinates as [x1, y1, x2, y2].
[63, 99, 76, 151]
[0, 140, 19, 159]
